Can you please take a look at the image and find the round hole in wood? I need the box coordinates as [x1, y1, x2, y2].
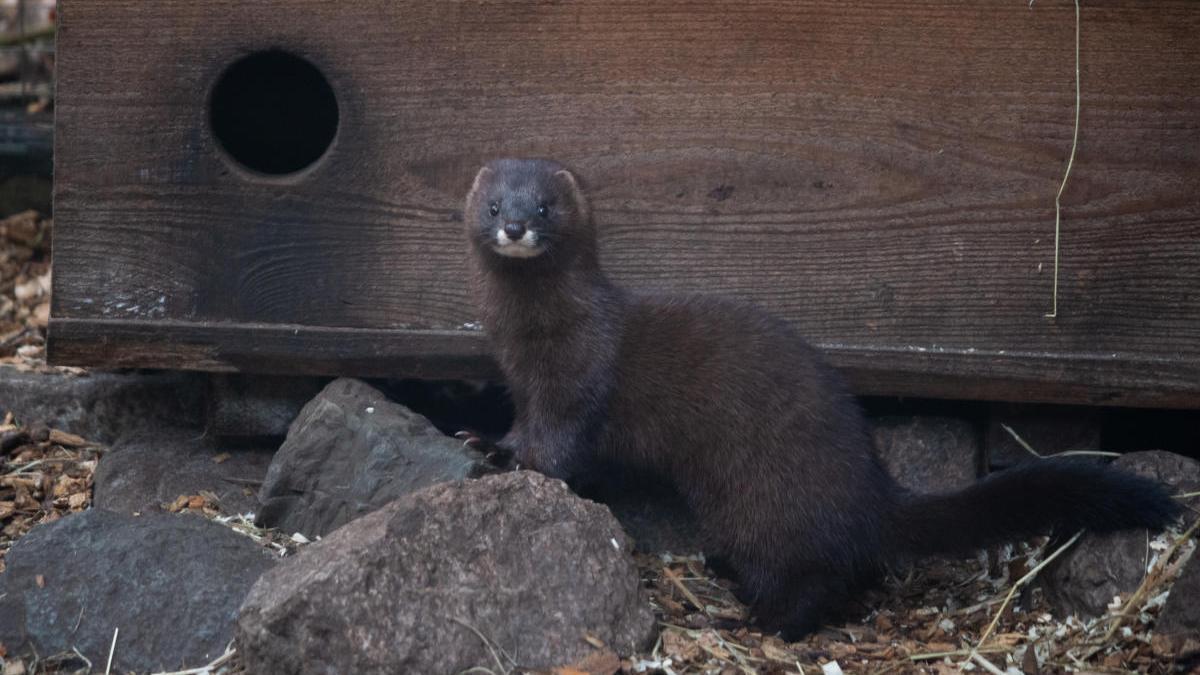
[209, 50, 339, 176]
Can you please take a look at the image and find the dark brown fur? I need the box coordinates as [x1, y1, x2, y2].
[464, 158, 1181, 638]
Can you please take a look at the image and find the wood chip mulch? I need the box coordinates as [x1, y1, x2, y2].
[0, 416, 101, 575]
[608, 519, 1199, 675]
[0, 210, 63, 374]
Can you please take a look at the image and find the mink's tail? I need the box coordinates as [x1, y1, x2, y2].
[891, 458, 1183, 557]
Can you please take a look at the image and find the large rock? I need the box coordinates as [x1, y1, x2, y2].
[237, 472, 656, 674]
[871, 416, 980, 493]
[0, 509, 274, 671]
[256, 378, 490, 537]
[1153, 553, 1200, 657]
[0, 367, 205, 444]
[94, 429, 274, 516]
[1043, 450, 1199, 618]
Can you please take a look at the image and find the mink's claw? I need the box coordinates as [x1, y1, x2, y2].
[485, 446, 515, 468]
[455, 429, 487, 450]
[454, 430, 515, 470]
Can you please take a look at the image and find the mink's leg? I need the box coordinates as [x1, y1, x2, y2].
[747, 570, 852, 641]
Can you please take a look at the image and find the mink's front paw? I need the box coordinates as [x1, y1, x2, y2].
[454, 430, 516, 470]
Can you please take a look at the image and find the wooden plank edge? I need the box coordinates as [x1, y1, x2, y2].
[46, 317, 1200, 409]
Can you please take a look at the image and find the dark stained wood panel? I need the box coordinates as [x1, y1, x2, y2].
[49, 0, 1200, 407]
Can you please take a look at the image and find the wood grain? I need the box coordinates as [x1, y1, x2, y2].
[50, 0, 1200, 407]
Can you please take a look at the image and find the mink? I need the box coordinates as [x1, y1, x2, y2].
[462, 158, 1182, 639]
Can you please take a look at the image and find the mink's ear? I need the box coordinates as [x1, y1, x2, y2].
[554, 169, 590, 219]
[465, 165, 495, 206]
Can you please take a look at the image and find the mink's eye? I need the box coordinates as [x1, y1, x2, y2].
[537, 204, 549, 218]
[489, 203, 500, 217]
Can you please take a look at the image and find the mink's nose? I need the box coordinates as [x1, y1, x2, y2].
[503, 222, 527, 240]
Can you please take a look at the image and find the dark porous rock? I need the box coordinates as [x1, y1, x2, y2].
[1043, 450, 1200, 618]
[986, 403, 1101, 470]
[0, 509, 274, 671]
[237, 472, 655, 674]
[0, 366, 204, 444]
[1153, 552, 1200, 657]
[207, 374, 328, 441]
[256, 377, 489, 537]
[871, 416, 980, 493]
[94, 429, 274, 516]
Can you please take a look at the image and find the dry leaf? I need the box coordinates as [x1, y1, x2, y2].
[212, 452, 232, 464]
[555, 649, 620, 675]
[662, 629, 702, 661]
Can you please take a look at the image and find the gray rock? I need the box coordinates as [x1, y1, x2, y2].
[986, 403, 1101, 470]
[237, 472, 655, 674]
[94, 429, 274, 516]
[0, 509, 274, 671]
[1154, 552, 1200, 656]
[256, 377, 489, 537]
[1042, 450, 1199, 618]
[871, 416, 980, 493]
[0, 366, 204, 444]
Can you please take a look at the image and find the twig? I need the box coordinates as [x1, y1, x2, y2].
[971, 651, 1008, 675]
[1044, 0, 1081, 319]
[663, 565, 707, 614]
[910, 646, 1008, 661]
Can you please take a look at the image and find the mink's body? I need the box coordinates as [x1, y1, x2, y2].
[463, 158, 1181, 638]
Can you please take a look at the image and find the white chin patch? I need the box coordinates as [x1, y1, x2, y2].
[493, 229, 545, 258]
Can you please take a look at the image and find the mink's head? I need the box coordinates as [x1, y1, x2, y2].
[464, 158, 594, 268]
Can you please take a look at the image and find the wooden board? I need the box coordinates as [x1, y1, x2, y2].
[49, 0, 1200, 408]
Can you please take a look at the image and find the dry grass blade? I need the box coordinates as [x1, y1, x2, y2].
[1100, 516, 1200, 646]
[149, 642, 237, 675]
[965, 530, 1083, 665]
[450, 615, 517, 675]
[1000, 423, 1118, 459]
[105, 626, 119, 675]
[1044, 0, 1081, 319]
